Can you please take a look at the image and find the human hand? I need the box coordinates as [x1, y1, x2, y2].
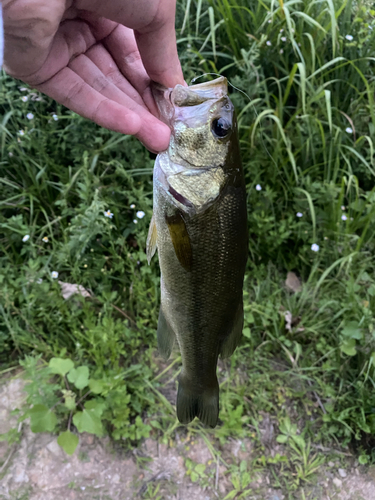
[2, 0, 184, 152]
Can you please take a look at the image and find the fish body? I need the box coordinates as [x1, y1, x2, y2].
[147, 77, 248, 427]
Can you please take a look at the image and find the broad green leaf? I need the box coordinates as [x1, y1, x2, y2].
[84, 399, 106, 416]
[49, 358, 74, 377]
[73, 410, 103, 436]
[64, 395, 76, 411]
[276, 434, 288, 444]
[340, 338, 357, 356]
[88, 379, 105, 394]
[342, 321, 362, 340]
[242, 327, 251, 339]
[292, 435, 306, 449]
[67, 366, 89, 390]
[29, 404, 57, 433]
[190, 471, 199, 482]
[195, 463, 206, 475]
[57, 431, 79, 455]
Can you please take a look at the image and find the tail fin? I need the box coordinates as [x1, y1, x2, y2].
[176, 375, 219, 428]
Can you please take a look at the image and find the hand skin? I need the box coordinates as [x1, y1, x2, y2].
[2, 0, 184, 152]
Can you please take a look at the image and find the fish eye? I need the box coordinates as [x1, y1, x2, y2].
[211, 117, 231, 138]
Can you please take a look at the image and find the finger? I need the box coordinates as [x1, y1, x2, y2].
[37, 66, 170, 152]
[75, 0, 184, 88]
[101, 25, 159, 116]
[75, 14, 159, 116]
[85, 41, 148, 110]
[68, 50, 170, 150]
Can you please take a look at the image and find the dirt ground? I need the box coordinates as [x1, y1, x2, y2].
[1, 375, 375, 500]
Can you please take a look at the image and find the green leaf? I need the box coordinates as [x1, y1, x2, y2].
[72, 400, 105, 436]
[49, 358, 74, 377]
[195, 463, 206, 475]
[276, 434, 288, 444]
[67, 366, 89, 390]
[64, 395, 76, 411]
[84, 399, 105, 416]
[242, 327, 251, 339]
[88, 379, 105, 394]
[57, 431, 79, 455]
[190, 471, 199, 482]
[29, 404, 57, 433]
[292, 435, 306, 449]
[340, 338, 357, 356]
[341, 321, 362, 340]
[73, 410, 103, 436]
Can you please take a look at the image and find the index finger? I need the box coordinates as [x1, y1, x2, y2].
[76, 0, 184, 88]
[134, 0, 184, 88]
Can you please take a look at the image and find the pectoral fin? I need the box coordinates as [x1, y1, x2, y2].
[220, 302, 244, 358]
[165, 212, 193, 271]
[146, 214, 157, 264]
[157, 306, 176, 359]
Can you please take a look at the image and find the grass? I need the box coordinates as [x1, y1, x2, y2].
[1, 0, 375, 497]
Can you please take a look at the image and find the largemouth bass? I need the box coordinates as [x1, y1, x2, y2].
[147, 76, 248, 427]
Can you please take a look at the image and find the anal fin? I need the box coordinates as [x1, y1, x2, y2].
[157, 306, 176, 359]
[220, 301, 244, 359]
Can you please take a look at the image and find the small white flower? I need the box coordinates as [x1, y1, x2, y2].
[136, 210, 145, 219]
[266, 41, 272, 46]
[8, 152, 13, 157]
[341, 215, 347, 221]
[18, 130, 25, 136]
[296, 212, 303, 217]
[133, 219, 138, 224]
[255, 184, 262, 191]
[52, 114, 58, 121]
[26, 113, 34, 120]
[42, 236, 49, 242]
[22, 234, 30, 242]
[20, 87, 28, 92]
[37, 278, 43, 284]
[130, 204, 135, 209]
[51, 271, 59, 279]
[345, 127, 353, 134]
[341, 206, 345, 210]
[268, 19, 272, 23]
[281, 36, 287, 42]
[104, 210, 113, 219]
[280, 49, 284, 54]
[345, 34, 353, 41]
[21, 96, 28, 102]
[311, 243, 319, 252]
[187, 43, 191, 49]
[280, 29, 284, 33]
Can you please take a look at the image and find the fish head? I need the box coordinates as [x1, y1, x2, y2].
[152, 77, 241, 213]
[153, 77, 236, 170]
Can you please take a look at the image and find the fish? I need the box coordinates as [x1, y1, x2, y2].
[147, 76, 248, 427]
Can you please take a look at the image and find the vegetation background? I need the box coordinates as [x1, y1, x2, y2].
[1, 0, 375, 496]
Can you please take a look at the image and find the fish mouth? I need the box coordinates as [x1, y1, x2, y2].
[152, 76, 229, 125]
